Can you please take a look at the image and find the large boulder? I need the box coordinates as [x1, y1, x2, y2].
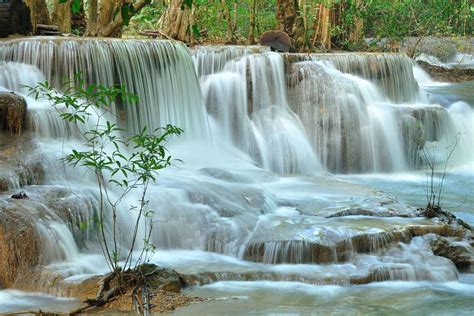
[0, 92, 28, 135]
[0, 200, 41, 288]
[260, 31, 292, 53]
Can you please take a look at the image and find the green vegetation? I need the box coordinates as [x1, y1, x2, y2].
[31, 1, 473, 51]
[28, 77, 182, 273]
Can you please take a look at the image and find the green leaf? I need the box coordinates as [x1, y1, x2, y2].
[121, 4, 131, 26]
[191, 25, 200, 38]
[71, 0, 81, 13]
[182, 0, 193, 10]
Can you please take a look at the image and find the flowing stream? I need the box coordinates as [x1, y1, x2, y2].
[0, 38, 473, 314]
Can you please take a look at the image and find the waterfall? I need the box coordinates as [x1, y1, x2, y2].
[311, 53, 425, 103]
[0, 38, 472, 301]
[201, 52, 320, 174]
[192, 45, 269, 77]
[288, 60, 407, 173]
[0, 38, 209, 138]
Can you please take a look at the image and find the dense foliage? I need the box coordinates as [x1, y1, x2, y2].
[127, 0, 473, 46]
[38, 1, 474, 50]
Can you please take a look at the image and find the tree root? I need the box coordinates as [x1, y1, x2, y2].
[70, 268, 153, 315]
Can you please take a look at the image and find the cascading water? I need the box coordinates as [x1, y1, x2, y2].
[288, 60, 407, 172]
[201, 52, 320, 174]
[0, 38, 209, 138]
[0, 38, 473, 314]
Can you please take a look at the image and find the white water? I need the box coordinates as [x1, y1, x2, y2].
[0, 38, 473, 313]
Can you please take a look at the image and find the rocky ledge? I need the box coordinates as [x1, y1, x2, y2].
[418, 61, 474, 82]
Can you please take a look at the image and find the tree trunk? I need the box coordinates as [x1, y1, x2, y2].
[51, 0, 71, 33]
[221, 0, 234, 42]
[86, 0, 98, 36]
[312, 4, 331, 50]
[276, 0, 298, 36]
[232, 3, 238, 35]
[189, 3, 196, 45]
[248, 0, 257, 44]
[348, 0, 364, 46]
[160, 0, 192, 42]
[98, 0, 150, 38]
[24, 0, 51, 33]
[97, 0, 121, 37]
[0, 0, 32, 38]
[276, 0, 305, 51]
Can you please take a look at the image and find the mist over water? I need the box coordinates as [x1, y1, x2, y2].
[0, 38, 473, 313]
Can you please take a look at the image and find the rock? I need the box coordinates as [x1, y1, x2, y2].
[0, 177, 8, 192]
[0, 200, 41, 288]
[0, 0, 32, 38]
[420, 206, 472, 231]
[135, 263, 187, 293]
[260, 31, 292, 52]
[425, 233, 474, 271]
[0, 92, 28, 135]
[243, 215, 469, 264]
[11, 191, 28, 199]
[417, 60, 474, 82]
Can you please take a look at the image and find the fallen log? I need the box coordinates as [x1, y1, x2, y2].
[36, 24, 59, 31]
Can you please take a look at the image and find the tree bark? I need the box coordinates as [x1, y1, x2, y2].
[221, 0, 234, 42]
[24, 0, 51, 33]
[97, 0, 121, 37]
[51, 0, 71, 33]
[86, 0, 98, 36]
[275, 0, 305, 51]
[160, 0, 192, 42]
[276, 0, 298, 36]
[98, 0, 150, 38]
[348, 0, 364, 46]
[248, 0, 257, 44]
[312, 4, 331, 50]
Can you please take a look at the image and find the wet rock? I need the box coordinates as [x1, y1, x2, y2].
[136, 263, 187, 293]
[0, 177, 8, 192]
[11, 191, 28, 199]
[243, 216, 469, 264]
[0, 92, 27, 135]
[0, 201, 41, 288]
[420, 206, 472, 231]
[424, 233, 474, 271]
[417, 61, 474, 82]
[327, 207, 412, 219]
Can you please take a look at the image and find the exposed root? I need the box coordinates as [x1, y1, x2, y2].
[70, 264, 188, 314]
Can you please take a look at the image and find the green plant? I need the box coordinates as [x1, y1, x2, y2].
[420, 134, 461, 211]
[28, 77, 182, 273]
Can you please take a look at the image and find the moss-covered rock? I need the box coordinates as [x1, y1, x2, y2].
[0, 92, 27, 135]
